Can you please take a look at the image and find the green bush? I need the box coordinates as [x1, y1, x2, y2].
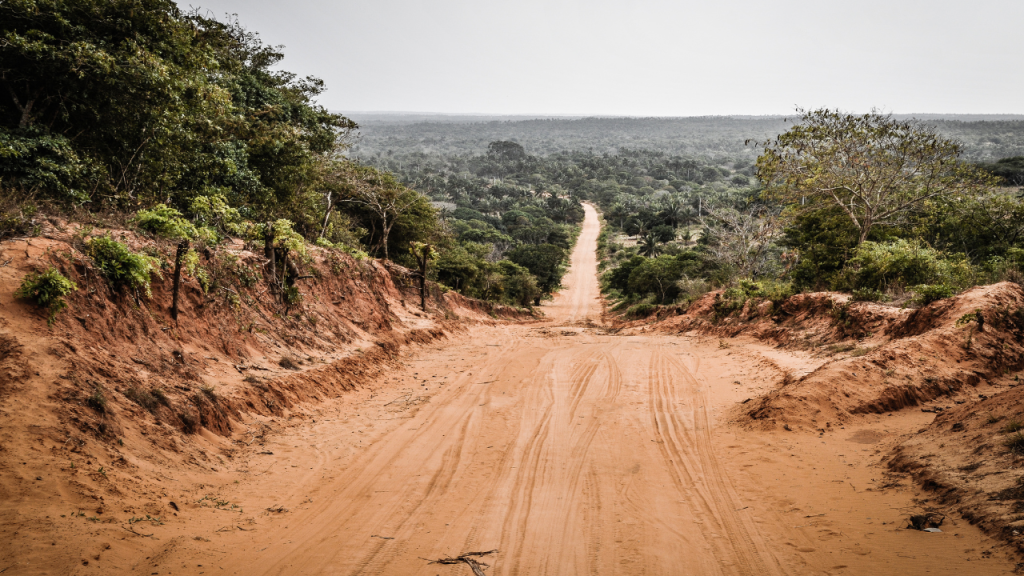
[911, 284, 955, 306]
[713, 279, 794, 319]
[851, 287, 889, 302]
[843, 239, 975, 292]
[625, 302, 655, 318]
[15, 267, 78, 325]
[88, 236, 161, 297]
[132, 204, 197, 240]
[676, 275, 710, 305]
[282, 285, 302, 306]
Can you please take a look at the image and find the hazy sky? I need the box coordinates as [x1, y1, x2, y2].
[177, 0, 1024, 116]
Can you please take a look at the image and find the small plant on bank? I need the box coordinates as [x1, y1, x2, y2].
[125, 387, 160, 412]
[851, 287, 889, 303]
[1003, 419, 1023, 434]
[282, 285, 302, 306]
[199, 383, 218, 402]
[911, 284, 955, 306]
[625, 302, 655, 319]
[87, 235, 160, 297]
[1005, 431, 1024, 455]
[15, 267, 78, 325]
[178, 411, 198, 434]
[86, 387, 107, 413]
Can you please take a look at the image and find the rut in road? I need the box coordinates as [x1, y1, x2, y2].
[230, 203, 787, 576]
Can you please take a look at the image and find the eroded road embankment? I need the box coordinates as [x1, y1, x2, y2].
[48, 203, 1017, 575]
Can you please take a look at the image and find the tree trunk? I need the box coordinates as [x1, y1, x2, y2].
[418, 257, 428, 312]
[380, 216, 390, 260]
[264, 222, 277, 292]
[171, 240, 189, 322]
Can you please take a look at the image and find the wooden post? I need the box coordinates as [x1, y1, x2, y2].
[171, 239, 189, 322]
[264, 222, 277, 292]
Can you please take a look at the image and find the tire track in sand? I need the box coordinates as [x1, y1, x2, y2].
[646, 347, 785, 576]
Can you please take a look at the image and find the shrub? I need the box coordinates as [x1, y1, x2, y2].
[676, 276, 710, 304]
[178, 412, 198, 434]
[851, 287, 889, 302]
[1004, 419, 1023, 434]
[843, 239, 975, 292]
[125, 387, 160, 412]
[132, 204, 197, 240]
[15, 267, 78, 325]
[625, 302, 655, 318]
[181, 249, 211, 293]
[86, 388, 107, 413]
[200, 384, 218, 402]
[88, 236, 160, 297]
[189, 193, 245, 238]
[911, 284, 955, 306]
[282, 285, 302, 306]
[1005, 431, 1024, 455]
[714, 279, 794, 319]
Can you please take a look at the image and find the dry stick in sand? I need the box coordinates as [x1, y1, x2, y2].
[423, 550, 499, 576]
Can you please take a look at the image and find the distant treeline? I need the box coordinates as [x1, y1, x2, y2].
[350, 115, 1024, 161]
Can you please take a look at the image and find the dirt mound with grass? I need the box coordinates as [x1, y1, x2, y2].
[0, 222, 527, 560]
[634, 283, 1024, 429]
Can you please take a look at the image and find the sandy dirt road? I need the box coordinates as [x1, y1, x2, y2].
[132, 204, 1015, 575]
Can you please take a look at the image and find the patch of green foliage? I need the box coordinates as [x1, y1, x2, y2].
[850, 287, 889, 302]
[133, 204, 198, 240]
[911, 284, 955, 306]
[841, 239, 974, 292]
[281, 285, 302, 306]
[15, 267, 77, 325]
[87, 236, 160, 297]
[714, 279, 794, 319]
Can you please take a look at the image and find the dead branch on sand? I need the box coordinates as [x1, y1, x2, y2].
[423, 550, 498, 576]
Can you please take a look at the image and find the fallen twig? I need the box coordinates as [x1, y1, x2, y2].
[371, 534, 394, 540]
[121, 524, 154, 538]
[423, 550, 498, 576]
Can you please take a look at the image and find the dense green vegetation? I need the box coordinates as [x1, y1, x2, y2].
[0, 1, 573, 308]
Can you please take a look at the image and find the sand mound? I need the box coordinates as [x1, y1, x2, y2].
[889, 380, 1024, 556]
[639, 283, 1024, 429]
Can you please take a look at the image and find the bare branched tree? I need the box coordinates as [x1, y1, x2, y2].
[332, 163, 424, 261]
[699, 206, 784, 278]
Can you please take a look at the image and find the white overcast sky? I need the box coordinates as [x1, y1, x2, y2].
[176, 0, 1024, 116]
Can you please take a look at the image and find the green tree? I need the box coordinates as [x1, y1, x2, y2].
[627, 256, 686, 304]
[507, 244, 566, 294]
[757, 109, 996, 244]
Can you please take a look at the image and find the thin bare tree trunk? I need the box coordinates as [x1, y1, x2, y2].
[264, 222, 277, 292]
[171, 240, 189, 322]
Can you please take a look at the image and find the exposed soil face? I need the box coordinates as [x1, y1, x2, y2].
[1, 206, 1023, 574]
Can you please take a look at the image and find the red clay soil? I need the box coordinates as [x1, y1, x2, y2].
[630, 281, 1024, 557]
[0, 221, 526, 572]
[639, 283, 1024, 431]
[888, 370, 1024, 558]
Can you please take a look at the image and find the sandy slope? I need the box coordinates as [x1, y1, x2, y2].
[1, 205, 1020, 574]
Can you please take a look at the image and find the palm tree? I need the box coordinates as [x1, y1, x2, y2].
[680, 207, 696, 244]
[639, 234, 660, 258]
